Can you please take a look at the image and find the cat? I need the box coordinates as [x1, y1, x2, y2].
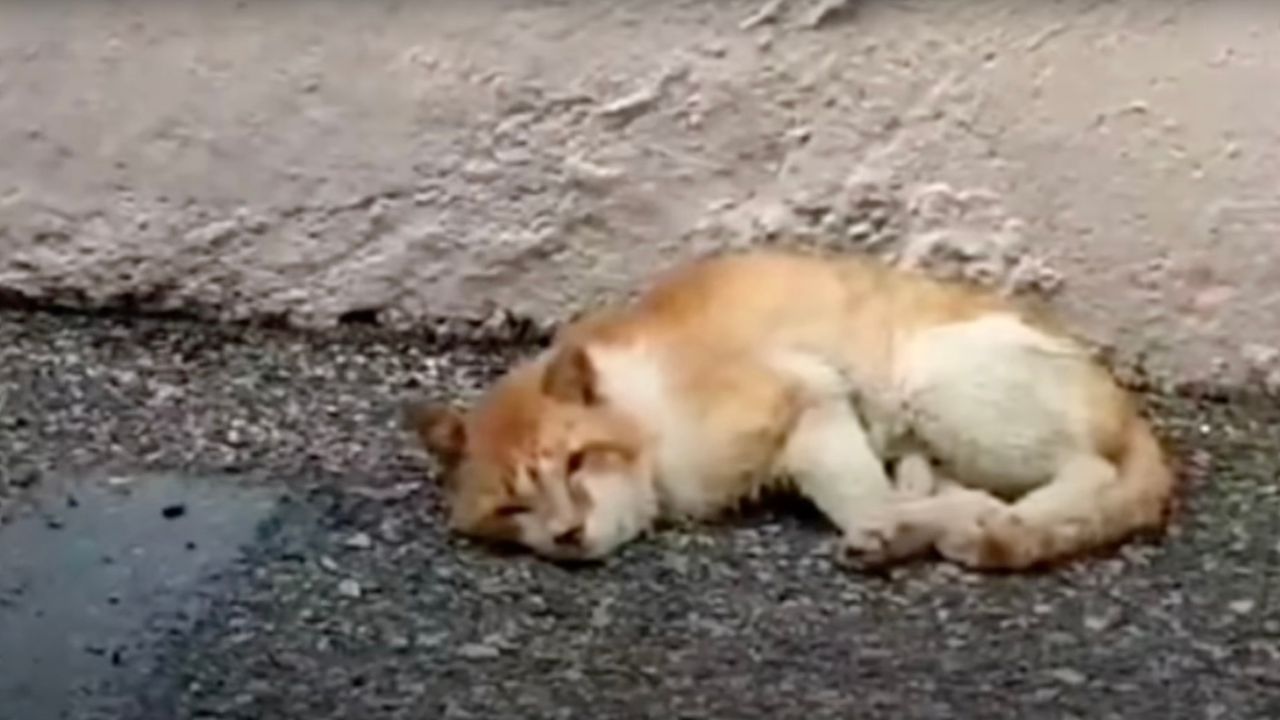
[404, 249, 1175, 570]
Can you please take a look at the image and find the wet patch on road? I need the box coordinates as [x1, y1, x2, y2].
[0, 472, 282, 720]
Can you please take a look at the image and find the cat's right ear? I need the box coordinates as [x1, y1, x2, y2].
[402, 396, 467, 468]
[542, 344, 599, 405]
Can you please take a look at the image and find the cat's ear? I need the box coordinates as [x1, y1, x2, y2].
[541, 344, 598, 405]
[402, 396, 467, 468]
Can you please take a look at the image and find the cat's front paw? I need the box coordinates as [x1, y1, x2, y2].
[837, 515, 934, 571]
[837, 524, 893, 570]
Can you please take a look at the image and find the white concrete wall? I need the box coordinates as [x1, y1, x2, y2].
[2, 1, 1278, 382]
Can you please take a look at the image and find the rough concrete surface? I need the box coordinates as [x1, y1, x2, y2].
[2, 1, 1280, 382]
[2, 310, 1279, 720]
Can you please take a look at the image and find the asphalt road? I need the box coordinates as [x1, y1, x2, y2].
[1, 309, 1278, 720]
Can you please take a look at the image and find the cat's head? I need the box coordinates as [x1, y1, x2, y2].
[404, 344, 658, 562]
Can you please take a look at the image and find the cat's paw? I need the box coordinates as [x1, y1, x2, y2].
[936, 508, 1036, 570]
[837, 524, 893, 570]
[837, 515, 934, 571]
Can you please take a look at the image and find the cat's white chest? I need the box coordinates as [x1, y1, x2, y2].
[589, 345, 716, 516]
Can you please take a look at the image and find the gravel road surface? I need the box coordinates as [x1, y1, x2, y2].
[1, 310, 1277, 720]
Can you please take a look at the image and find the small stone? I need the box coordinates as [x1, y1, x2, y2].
[1243, 344, 1280, 390]
[1243, 343, 1280, 369]
[378, 518, 406, 544]
[597, 88, 660, 124]
[346, 482, 420, 503]
[456, 642, 501, 660]
[12, 467, 41, 488]
[459, 160, 501, 183]
[699, 40, 729, 58]
[1084, 615, 1110, 632]
[1046, 631, 1076, 646]
[337, 579, 363, 599]
[590, 597, 615, 629]
[319, 556, 340, 573]
[800, 0, 857, 29]
[160, 503, 186, 520]
[416, 632, 447, 648]
[740, 0, 787, 30]
[1229, 599, 1256, 615]
[596, 65, 686, 126]
[752, 201, 795, 237]
[1122, 100, 1151, 115]
[785, 126, 812, 144]
[564, 155, 623, 190]
[1032, 687, 1061, 703]
[344, 532, 373, 550]
[1048, 668, 1087, 686]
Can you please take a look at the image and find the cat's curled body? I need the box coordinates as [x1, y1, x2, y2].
[407, 250, 1175, 570]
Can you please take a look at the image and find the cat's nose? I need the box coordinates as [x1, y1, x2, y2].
[553, 525, 583, 547]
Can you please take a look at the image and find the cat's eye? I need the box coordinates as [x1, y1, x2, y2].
[494, 504, 529, 518]
[566, 450, 587, 475]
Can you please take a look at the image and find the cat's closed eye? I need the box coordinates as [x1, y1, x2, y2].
[566, 450, 587, 475]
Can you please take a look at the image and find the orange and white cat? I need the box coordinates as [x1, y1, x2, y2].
[405, 250, 1176, 570]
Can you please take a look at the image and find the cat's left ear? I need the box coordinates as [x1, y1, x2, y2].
[402, 396, 468, 468]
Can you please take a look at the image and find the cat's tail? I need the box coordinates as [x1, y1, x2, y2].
[1109, 415, 1179, 534]
[946, 415, 1178, 571]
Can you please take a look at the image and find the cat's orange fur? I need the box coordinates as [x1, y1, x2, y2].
[406, 250, 1176, 570]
